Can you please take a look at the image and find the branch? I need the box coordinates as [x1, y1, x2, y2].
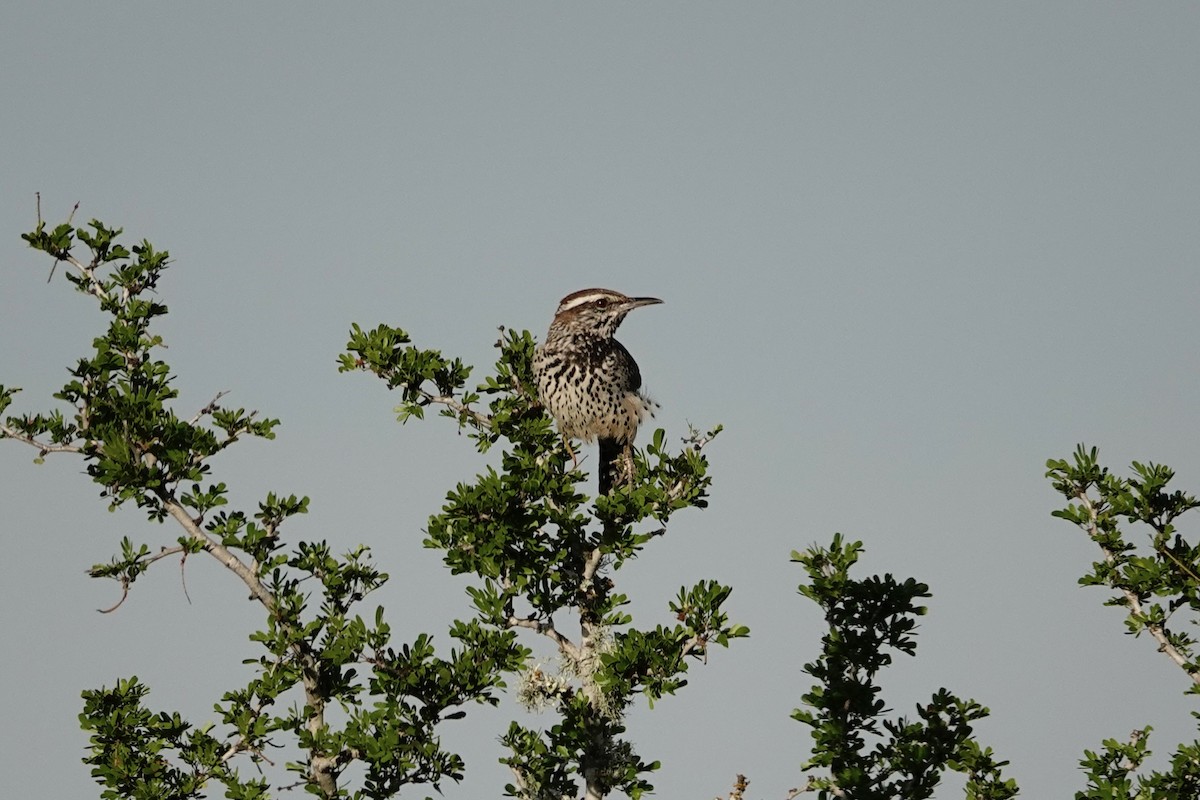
[188, 390, 230, 425]
[423, 392, 492, 429]
[508, 764, 531, 797]
[786, 777, 835, 798]
[158, 492, 276, 611]
[0, 422, 82, 455]
[722, 773, 748, 800]
[159, 493, 333, 793]
[507, 615, 580, 662]
[581, 546, 604, 586]
[1157, 543, 1200, 585]
[663, 429, 717, 503]
[689, 428, 718, 450]
[1077, 490, 1200, 685]
[680, 634, 708, 662]
[36, 194, 78, 283]
[97, 580, 130, 614]
[94, 545, 190, 614]
[65, 250, 111, 303]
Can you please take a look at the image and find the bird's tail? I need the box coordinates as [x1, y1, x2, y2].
[598, 437, 629, 495]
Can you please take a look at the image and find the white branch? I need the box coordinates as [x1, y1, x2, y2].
[160, 496, 276, 610]
[507, 615, 580, 662]
[424, 392, 492, 429]
[0, 423, 82, 455]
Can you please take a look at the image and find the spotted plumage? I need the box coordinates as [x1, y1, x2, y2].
[533, 288, 662, 494]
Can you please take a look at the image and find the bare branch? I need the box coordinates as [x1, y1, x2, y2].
[0, 423, 82, 455]
[66, 250, 111, 303]
[180, 549, 193, 605]
[662, 428, 718, 503]
[425, 392, 492, 429]
[507, 614, 580, 661]
[97, 579, 130, 614]
[189, 390, 230, 425]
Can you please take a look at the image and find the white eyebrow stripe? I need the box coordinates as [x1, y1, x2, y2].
[559, 292, 615, 311]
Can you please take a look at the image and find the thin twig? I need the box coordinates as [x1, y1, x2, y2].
[180, 549, 192, 605]
[97, 579, 130, 614]
[1157, 544, 1200, 584]
[143, 545, 188, 565]
[94, 545, 195, 612]
[189, 390, 230, 425]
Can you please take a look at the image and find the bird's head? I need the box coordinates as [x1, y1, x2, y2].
[550, 288, 663, 338]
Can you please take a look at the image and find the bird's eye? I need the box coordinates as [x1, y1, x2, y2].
[594, 298, 609, 308]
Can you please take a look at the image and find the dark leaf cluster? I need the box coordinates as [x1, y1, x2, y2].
[792, 535, 1018, 800]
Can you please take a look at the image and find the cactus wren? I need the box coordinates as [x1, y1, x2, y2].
[533, 288, 663, 494]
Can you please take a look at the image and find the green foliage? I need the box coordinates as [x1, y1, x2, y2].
[7, 210, 740, 800]
[1047, 445, 1200, 667]
[6, 215, 530, 799]
[45, 212, 1191, 800]
[1074, 727, 1200, 800]
[344, 318, 742, 797]
[792, 535, 1018, 800]
[14, 218, 279, 521]
[1048, 445, 1200, 798]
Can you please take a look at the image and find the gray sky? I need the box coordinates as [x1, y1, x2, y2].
[3, 4, 1199, 798]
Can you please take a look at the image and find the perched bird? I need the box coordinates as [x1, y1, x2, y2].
[533, 288, 663, 494]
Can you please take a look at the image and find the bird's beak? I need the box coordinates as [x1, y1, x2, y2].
[626, 296, 664, 309]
